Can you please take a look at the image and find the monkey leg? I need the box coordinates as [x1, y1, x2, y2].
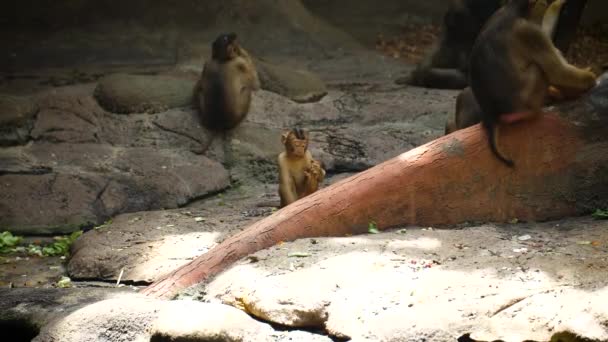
[401, 67, 468, 89]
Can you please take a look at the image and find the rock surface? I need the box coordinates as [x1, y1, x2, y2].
[0, 84, 231, 234]
[0, 94, 38, 146]
[0, 288, 331, 342]
[0, 143, 229, 234]
[194, 217, 608, 341]
[93, 73, 196, 114]
[257, 59, 328, 103]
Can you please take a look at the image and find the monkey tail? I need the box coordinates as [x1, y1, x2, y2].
[483, 120, 515, 168]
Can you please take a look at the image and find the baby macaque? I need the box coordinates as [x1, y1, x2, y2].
[278, 128, 325, 208]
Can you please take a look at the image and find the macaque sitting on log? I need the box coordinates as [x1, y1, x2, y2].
[278, 128, 325, 208]
[445, 0, 577, 135]
[469, 0, 597, 167]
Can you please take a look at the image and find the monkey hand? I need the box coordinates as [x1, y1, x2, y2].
[309, 160, 325, 179]
[547, 85, 564, 101]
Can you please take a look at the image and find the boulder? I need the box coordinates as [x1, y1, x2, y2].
[0, 94, 39, 146]
[94, 74, 196, 114]
[257, 60, 328, 103]
[0, 144, 230, 234]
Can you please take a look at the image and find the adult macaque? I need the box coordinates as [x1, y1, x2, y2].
[399, 0, 503, 89]
[195, 32, 261, 131]
[469, 0, 596, 167]
[278, 128, 325, 208]
[444, 0, 575, 135]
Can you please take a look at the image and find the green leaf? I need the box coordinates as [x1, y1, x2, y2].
[592, 209, 608, 220]
[368, 220, 379, 234]
[0, 232, 23, 254]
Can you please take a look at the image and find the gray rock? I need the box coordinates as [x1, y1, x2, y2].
[257, 60, 328, 103]
[0, 287, 135, 331]
[33, 295, 160, 342]
[150, 301, 276, 342]
[201, 217, 608, 341]
[94, 73, 196, 114]
[0, 288, 328, 342]
[0, 94, 39, 126]
[0, 144, 230, 234]
[0, 94, 39, 146]
[67, 208, 245, 282]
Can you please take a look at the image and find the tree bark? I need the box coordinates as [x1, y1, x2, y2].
[142, 84, 608, 299]
[553, 0, 588, 53]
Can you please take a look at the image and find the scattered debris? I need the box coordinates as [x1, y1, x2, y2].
[517, 235, 532, 241]
[116, 268, 124, 287]
[288, 252, 311, 258]
[375, 23, 440, 63]
[57, 276, 72, 288]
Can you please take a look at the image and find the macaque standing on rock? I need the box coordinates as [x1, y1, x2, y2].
[195, 32, 261, 131]
[278, 128, 325, 208]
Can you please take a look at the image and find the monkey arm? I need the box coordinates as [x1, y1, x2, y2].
[516, 22, 596, 93]
[278, 159, 298, 206]
[251, 68, 261, 91]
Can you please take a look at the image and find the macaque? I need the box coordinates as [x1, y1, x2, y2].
[468, 0, 596, 167]
[444, 0, 575, 135]
[195, 32, 261, 131]
[400, 0, 503, 89]
[278, 128, 325, 208]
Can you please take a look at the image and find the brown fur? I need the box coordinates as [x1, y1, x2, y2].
[469, 0, 596, 167]
[278, 129, 326, 208]
[445, 0, 567, 135]
[445, 87, 482, 134]
[196, 33, 261, 131]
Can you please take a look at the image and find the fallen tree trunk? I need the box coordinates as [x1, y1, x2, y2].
[142, 83, 608, 299]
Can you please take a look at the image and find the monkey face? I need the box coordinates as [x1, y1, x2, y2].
[286, 137, 308, 157]
[281, 128, 310, 157]
[211, 32, 238, 61]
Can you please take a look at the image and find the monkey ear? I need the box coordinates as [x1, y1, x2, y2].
[281, 131, 290, 144]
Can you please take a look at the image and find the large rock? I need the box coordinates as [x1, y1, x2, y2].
[0, 288, 134, 336]
[0, 289, 331, 342]
[257, 60, 328, 103]
[199, 217, 608, 341]
[0, 143, 230, 234]
[0, 94, 39, 146]
[93, 74, 196, 114]
[67, 206, 259, 282]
